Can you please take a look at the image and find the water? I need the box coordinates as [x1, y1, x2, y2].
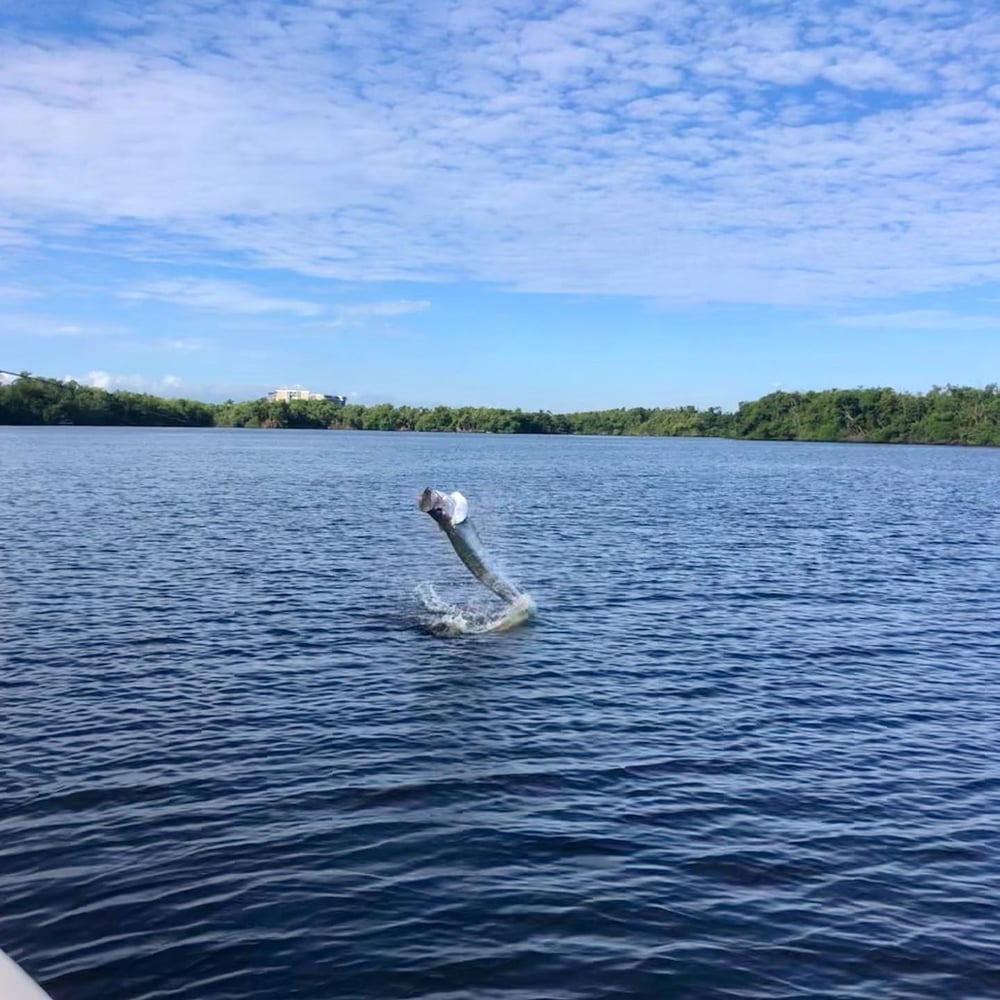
[2, 427, 1000, 1000]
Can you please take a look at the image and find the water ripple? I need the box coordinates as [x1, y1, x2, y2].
[2, 428, 1000, 999]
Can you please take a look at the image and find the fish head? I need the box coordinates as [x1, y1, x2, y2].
[419, 488, 469, 525]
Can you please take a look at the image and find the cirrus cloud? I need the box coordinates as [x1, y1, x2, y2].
[118, 277, 323, 316]
[832, 309, 1000, 330]
[328, 299, 431, 328]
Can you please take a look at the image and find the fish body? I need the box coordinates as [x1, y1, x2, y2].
[418, 488, 522, 605]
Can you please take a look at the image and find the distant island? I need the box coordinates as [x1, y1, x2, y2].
[1, 373, 999, 446]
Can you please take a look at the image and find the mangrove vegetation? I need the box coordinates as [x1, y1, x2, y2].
[2, 373, 1000, 446]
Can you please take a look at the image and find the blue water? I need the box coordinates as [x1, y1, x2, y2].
[3, 427, 1000, 999]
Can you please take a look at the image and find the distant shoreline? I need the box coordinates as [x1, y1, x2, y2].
[2, 374, 998, 447]
[5, 425, 996, 450]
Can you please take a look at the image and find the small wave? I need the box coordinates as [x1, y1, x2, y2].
[415, 584, 536, 636]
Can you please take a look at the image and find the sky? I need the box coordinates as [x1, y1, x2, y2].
[2, 0, 999, 411]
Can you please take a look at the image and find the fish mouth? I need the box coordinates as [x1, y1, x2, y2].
[419, 488, 468, 525]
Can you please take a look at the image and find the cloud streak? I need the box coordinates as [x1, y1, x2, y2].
[328, 299, 431, 328]
[833, 310, 1000, 330]
[119, 278, 323, 316]
[0, 284, 40, 302]
[1, 0, 999, 304]
[0, 313, 129, 338]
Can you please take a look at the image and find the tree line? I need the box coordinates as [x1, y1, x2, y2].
[2, 373, 1000, 445]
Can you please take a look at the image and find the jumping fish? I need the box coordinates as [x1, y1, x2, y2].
[418, 488, 523, 605]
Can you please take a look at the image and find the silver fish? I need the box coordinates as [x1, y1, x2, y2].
[418, 487, 522, 605]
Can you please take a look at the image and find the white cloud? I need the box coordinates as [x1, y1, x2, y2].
[832, 309, 1000, 330]
[66, 371, 185, 393]
[0, 1, 998, 304]
[0, 284, 39, 302]
[0, 313, 128, 337]
[119, 278, 322, 316]
[156, 336, 208, 350]
[329, 299, 431, 328]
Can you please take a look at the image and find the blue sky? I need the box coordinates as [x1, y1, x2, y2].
[2, 0, 999, 410]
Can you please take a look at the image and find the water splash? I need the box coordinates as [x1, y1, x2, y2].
[417, 488, 536, 635]
[415, 583, 536, 636]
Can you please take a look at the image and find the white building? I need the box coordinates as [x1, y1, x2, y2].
[267, 387, 346, 405]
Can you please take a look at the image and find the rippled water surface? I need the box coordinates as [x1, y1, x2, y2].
[3, 427, 1000, 999]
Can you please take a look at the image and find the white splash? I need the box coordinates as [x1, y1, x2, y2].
[415, 583, 535, 637]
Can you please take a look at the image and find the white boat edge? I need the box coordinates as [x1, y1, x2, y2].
[0, 948, 53, 999]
